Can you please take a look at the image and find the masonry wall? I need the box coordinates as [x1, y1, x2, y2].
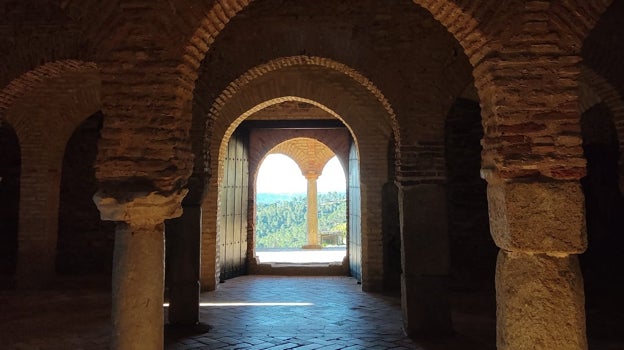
[56, 112, 115, 275]
[382, 138, 401, 293]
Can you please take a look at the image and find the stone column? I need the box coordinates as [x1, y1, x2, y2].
[486, 176, 587, 350]
[399, 183, 452, 337]
[165, 204, 201, 325]
[303, 173, 321, 249]
[94, 190, 187, 350]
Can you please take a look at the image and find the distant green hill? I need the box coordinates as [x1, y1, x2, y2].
[255, 191, 346, 248]
[256, 192, 305, 205]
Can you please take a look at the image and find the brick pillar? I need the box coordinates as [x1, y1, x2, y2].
[303, 173, 321, 249]
[399, 183, 452, 337]
[94, 190, 187, 350]
[476, 53, 588, 348]
[165, 204, 201, 325]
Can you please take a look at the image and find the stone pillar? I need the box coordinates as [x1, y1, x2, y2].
[94, 190, 186, 350]
[486, 177, 587, 350]
[165, 204, 201, 325]
[303, 173, 321, 249]
[399, 183, 452, 337]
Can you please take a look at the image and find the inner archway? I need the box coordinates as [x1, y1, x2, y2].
[216, 113, 354, 277]
[196, 59, 399, 292]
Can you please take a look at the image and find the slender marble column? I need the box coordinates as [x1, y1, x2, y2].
[303, 173, 321, 249]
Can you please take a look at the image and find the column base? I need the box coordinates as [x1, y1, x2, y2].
[302, 244, 322, 249]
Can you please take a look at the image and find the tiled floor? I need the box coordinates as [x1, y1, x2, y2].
[0, 281, 111, 350]
[166, 276, 416, 349]
[166, 276, 495, 350]
[0, 276, 495, 350]
[2, 275, 623, 349]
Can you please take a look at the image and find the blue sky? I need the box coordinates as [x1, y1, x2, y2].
[256, 154, 346, 193]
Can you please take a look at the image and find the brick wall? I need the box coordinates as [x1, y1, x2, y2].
[0, 60, 101, 285]
[445, 98, 497, 291]
[56, 112, 115, 274]
[0, 3, 84, 89]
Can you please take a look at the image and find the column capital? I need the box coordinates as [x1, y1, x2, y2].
[93, 189, 188, 227]
[304, 172, 320, 181]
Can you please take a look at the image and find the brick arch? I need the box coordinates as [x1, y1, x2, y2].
[178, 0, 611, 87]
[215, 96, 358, 186]
[415, 1, 609, 63]
[249, 127, 350, 183]
[194, 55, 400, 207]
[207, 56, 400, 158]
[268, 137, 336, 177]
[0, 60, 98, 113]
[580, 66, 624, 134]
[207, 65, 395, 200]
[582, 1, 624, 97]
[251, 137, 337, 201]
[180, 1, 612, 186]
[177, 0, 484, 83]
[0, 60, 101, 174]
[580, 65, 624, 193]
[0, 60, 102, 285]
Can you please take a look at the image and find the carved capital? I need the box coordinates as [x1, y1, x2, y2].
[93, 189, 188, 227]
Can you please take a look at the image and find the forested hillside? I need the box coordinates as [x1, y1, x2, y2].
[255, 192, 346, 248]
